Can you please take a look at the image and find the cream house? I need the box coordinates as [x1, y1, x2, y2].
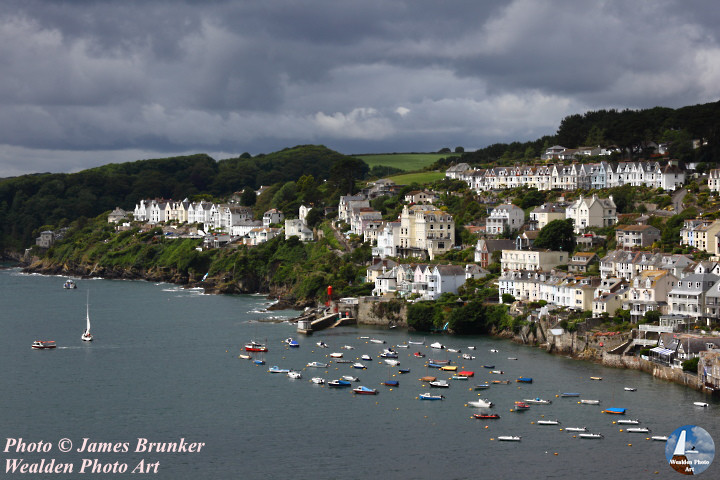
[624, 270, 677, 323]
[530, 203, 566, 230]
[500, 249, 567, 272]
[398, 205, 455, 260]
[681, 219, 720, 255]
[565, 194, 617, 233]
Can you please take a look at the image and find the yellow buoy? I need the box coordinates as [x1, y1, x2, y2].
[554, 453, 558, 456]
[628, 444, 632, 447]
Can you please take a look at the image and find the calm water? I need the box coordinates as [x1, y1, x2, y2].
[1, 267, 718, 479]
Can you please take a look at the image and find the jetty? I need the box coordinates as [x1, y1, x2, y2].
[294, 305, 356, 334]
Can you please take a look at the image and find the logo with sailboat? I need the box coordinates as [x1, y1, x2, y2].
[665, 425, 714, 475]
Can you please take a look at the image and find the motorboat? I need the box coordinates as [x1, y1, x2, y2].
[328, 379, 351, 388]
[81, 291, 93, 342]
[473, 414, 500, 419]
[398, 368, 411, 374]
[361, 354, 373, 361]
[560, 392, 579, 397]
[564, 427, 588, 432]
[429, 380, 449, 388]
[579, 433, 603, 439]
[31, 340, 56, 349]
[428, 359, 450, 365]
[306, 361, 329, 368]
[489, 348, 499, 353]
[245, 341, 268, 352]
[462, 354, 475, 360]
[492, 380, 510, 384]
[624, 387, 637, 391]
[490, 370, 504, 374]
[513, 402, 530, 410]
[381, 380, 399, 387]
[287, 370, 302, 379]
[352, 363, 367, 369]
[380, 351, 398, 359]
[238, 354, 252, 360]
[602, 408, 626, 415]
[467, 346, 476, 350]
[457, 371, 474, 377]
[384, 359, 400, 366]
[311, 377, 325, 385]
[316, 341, 328, 348]
[507, 357, 518, 360]
[369, 338, 385, 344]
[590, 376, 602, 381]
[253, 359, 265, 366]
[353, 386, 378, 395]
[441, 365, 458, 372]
[287, 339, 299, 348]
[63, 279, 77, 289]
[268, 366, 290, 374]
[516, 377, 533, 384]
[693, 402, 709, 407]
[524, 398, 551, 404]
[430, 342, 445, 349]
[467, 398, 493, 408]
[497, 436, 521, 442]
[483, 365, 495, 369]
[335, 359, 353, 363]
[447, 348, 461, 353]
[580, 399, 600, 405]
[427, 363, 443, 369]
[329, 352, 343, 358]
[408, 339, 425, 345]
[625, 427, 651, 433]
[395, 344, 409, 349]
[419, 393, 444, 401]
[451, 375, 469, 381]
[651, 436, 668, 441]
[413, 352, 426, 358]
[341, 345, 354, 350]
[537, 419, 560, 425]
[474, 384, 491, 390]
[616, 419, 640, 425]
[342, 376, 359, 382]
[420, 376, 437, 382]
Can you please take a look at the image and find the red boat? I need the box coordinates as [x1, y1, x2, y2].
[413, 352, 426, 358]
[31, 340, 56, 349]
[244, 341, 268, 352]
[473, 414, 500, 419]
[514, 401, 530, 410]
[353, 386, 378, 395]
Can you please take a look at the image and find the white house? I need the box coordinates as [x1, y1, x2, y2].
[565, 194, 617, 233]
[486, 203, 525, 235]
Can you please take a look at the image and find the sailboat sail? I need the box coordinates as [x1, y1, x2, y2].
[82, 291, 93, 341]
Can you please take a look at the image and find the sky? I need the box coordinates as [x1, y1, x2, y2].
[2, 0, 720, 177]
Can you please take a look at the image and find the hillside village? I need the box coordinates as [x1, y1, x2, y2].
[33, 144, 720, 392]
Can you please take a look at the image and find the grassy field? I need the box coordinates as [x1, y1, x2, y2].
[356, 153, 448, 171]
[386, 171, 445, 185]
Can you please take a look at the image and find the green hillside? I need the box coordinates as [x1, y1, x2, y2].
[356, 153, 451, 171]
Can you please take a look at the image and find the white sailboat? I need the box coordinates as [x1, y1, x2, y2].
[81, 291, 93, 341]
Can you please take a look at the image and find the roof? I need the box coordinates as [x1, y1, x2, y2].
[616, 225, 660, 233]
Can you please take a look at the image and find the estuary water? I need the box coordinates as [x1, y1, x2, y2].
[0, 267, 718, 479]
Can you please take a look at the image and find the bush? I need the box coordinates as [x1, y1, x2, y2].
[682, 357, 700, 373]
[501, 293, 516, 304]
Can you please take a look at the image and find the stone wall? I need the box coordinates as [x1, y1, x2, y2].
[356, 297, 408, 327]
[602, 354, 702, 391]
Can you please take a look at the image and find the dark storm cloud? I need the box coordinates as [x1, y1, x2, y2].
[0, 0, 718, 176]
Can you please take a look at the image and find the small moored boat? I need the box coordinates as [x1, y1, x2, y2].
[330, 352, 343, 358]
[624, 387, 636, 391]
[625, 427, 650, 433]
[311, 377, 325, 384]
[602, 408, 626, 415]
[245, 341, 268, 352]
[516, 377, 533, 383]
[483, 365, 495, 369]
[353, 386, 378, 395]
[328, 379, 351, 387]
[524, 398, 552, 405]
[513, 402, 530, 410]
[580, 399, 600, 405]
[268, 366, 290, 374]
[307, 361, 329, 368]
[590, 376, 602, 381]
[616, 419, 640, 425]
[490, 370, 504, 375]
[474, 384, 491, 390]
[467, 398, 493, 408]
[693, 402, 709, 407]
[342, 375, 359, 382]
[565, 427, 587, 432]
[398, 368, 411, 374]
[419, 392, 444, 401]
[361, 354, 372, 361]
[287, 370, 302, 379]
[451, 375, 469, 381]
[537, 419, 560, 425]
[352, 363, 367, 369]
[369, 338, 385, 344]
[497, 436, 521, 442]
[441, 365, 458, 372]
[420, 376, 437, 382]
[651, 436, 668, 441]
[413, 352, 426, 358]
[462, 354, 475, 360]
[316, 341, 328, 348]
[381, 380, 399, 387]
[579, 433, 603, 439]
[63, 279, 77, 289]
[384, 359, 400, 367]
[430, 342, 445, 349]
[473, 414, 500, 419]
[429, 380, 449, 388]
[491, 380, 510, 384]
[560, 392, 580, 397]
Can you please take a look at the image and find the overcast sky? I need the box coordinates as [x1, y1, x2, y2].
[1, 0, 720, 177]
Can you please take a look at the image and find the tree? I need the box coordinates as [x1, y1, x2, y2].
[454, 146, 465, 153]
[534, 219, 576, 252]
[643, 310, 661, 324]
[328, 157, 369, 195]
[240, 187, 256, 207]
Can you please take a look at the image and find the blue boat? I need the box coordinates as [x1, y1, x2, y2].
[419, 393, 444, 400]
[603, 407, 626, 415]
[328, 379, 352, 387]
[560, 392, 580, 397]
[268, 366, 290, 374]
[516, 377, 533, 383]
[428, 363, 443, 368]
[483, 365, 495, 369]
[398, 368, 411, 374]
[381, 380, 399, 387]
[253, 359, 266, 365]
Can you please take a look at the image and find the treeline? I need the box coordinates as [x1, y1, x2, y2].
[458, 100, 720, 166]
[0, 145, 369, 251]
